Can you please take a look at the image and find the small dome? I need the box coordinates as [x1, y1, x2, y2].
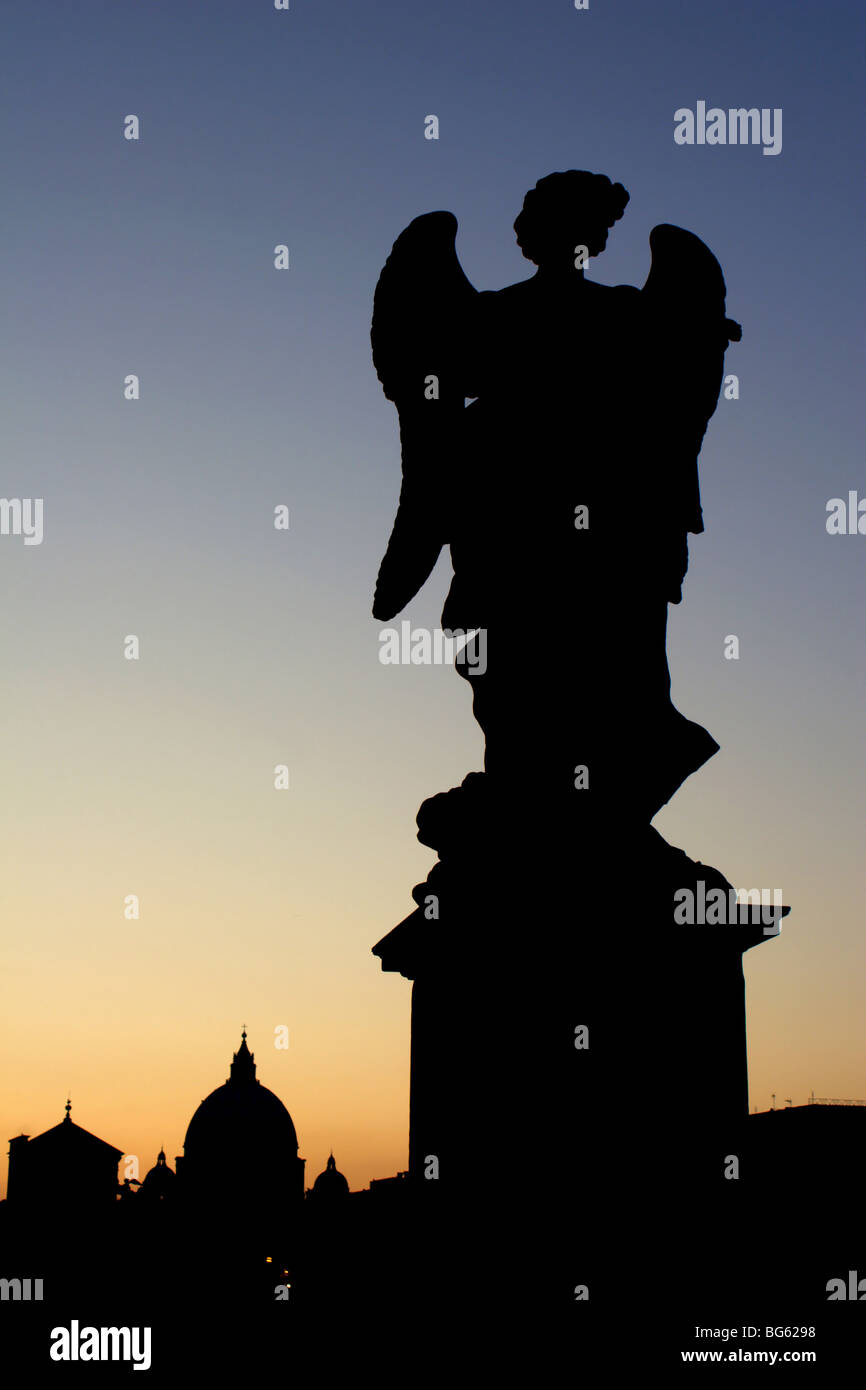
[312, 1153, 350, 1199]
[139, 1149, 176, 1202]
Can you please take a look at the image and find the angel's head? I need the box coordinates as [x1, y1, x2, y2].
[514, 171, 629, 269]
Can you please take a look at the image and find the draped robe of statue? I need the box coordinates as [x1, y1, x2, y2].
[440, 270, 718, 821]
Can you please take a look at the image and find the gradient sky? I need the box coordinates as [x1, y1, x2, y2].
[1, 0, 864, 1197]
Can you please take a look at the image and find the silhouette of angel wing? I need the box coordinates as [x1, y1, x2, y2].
[641, 224, 741, 536]
[371, 211, 478, 621]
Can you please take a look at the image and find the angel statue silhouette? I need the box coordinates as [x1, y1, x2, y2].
[371, 170, 741, 825]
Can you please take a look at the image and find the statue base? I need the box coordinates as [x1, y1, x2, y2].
[373, 772, 785, 1318]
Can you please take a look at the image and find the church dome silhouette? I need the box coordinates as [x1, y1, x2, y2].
[183, 1030, 299, 1158]
[139, 1148, 176, 1202]
[179, 1030, 305, 1235]
[312, 1152, 350, 1198]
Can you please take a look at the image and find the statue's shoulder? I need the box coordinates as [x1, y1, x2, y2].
[611, 282, 642, 299]
[602, 281, 642, 309]
[494, 275, 537, 297]
[465, 281, 529, 341]
[603, 281, 645, 328]
[474, 280, 533, 311]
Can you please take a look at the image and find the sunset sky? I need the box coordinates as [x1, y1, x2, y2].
[1, 0, 863, 1196]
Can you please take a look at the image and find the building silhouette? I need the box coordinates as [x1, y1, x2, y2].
[1, 1028, 864, 1371]
[6, 1101, 122, 1218]
[1, 1029, 412, 1317]
[177, 1030, 305, 1258]
[137, 1148, 175, 1204]
[310, 1152, 350, 1204]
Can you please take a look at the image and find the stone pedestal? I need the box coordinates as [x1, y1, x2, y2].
[373, 773, 785, 1313]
